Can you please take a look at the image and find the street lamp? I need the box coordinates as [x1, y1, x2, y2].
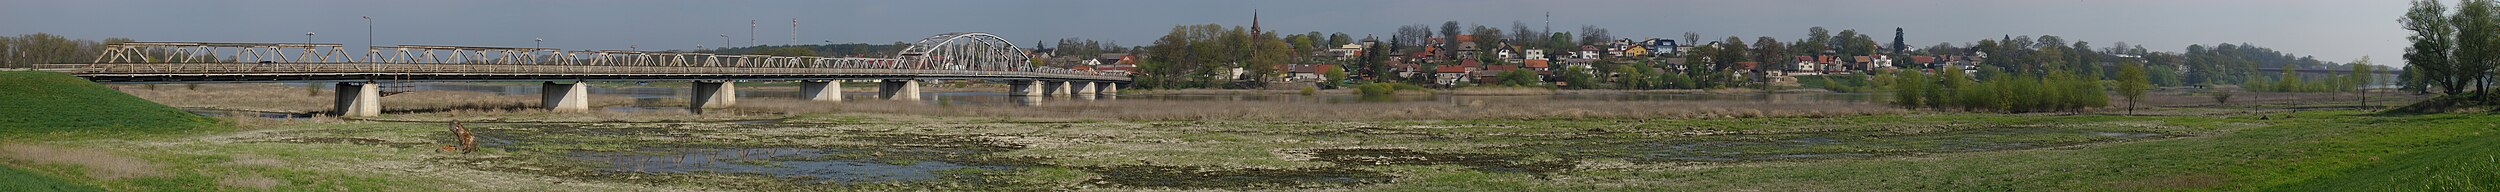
[362, 16, 373, 62]
[305, 32, 316, 44]
[720, 34, 731, 49]
[534, 38, 543, 49]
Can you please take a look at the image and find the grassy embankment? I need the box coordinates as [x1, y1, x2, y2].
[0, 71, 217, 191]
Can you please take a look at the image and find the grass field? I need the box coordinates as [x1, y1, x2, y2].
[2, 69, 2495, 191]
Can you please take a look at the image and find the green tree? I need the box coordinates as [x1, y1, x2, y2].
[2118, 62, 2152, 115]
[2454, 0, 2499, 96]
[1323, 67, 1348, 87]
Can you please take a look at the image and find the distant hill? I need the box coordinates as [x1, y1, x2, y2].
[0, 71, 219, 137]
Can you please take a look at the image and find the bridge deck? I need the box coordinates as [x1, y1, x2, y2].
[41, 63, 1130, 83]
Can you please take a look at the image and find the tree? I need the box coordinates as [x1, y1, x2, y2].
[1892, 27, 1908, 55]
[1327, 33, 1352, 48]
[1753, 37, 1786, 70]
[1683, 32, 1702, 45]
[1804, 27, 1832, 56]
[2118, 62, 2152, 115]
[2352, 57, 2375, 108]
[2408, 0, 2460, 95]
[1440, 21, 1462, 58]
[1396, 24, 1432, 48]
[2455, 0, 2500, 96]
[1580, 25, 1612, 46]
[1323, 67, 1348, 87]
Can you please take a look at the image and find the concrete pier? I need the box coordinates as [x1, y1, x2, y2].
[541, 81, 591, 112]
[1008, 80, 1042, 96]
[332, 81, 381, 117]
[1097, 83, 1118, 96]
[1071, 81, 1097, 97]
[799, 80, 842, 101]
[878, 79, 920, 101]
[1043, 80, 1069, 97]
[691, 81, 737, 109]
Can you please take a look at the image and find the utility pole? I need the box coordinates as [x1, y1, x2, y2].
[790, 18, 797, 46]
[362, 16, 373, 62]
[750, 20, 758, 47]
[1543, 12, 1550, 36]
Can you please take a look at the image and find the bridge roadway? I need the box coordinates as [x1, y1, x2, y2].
[40, 32, 1127, 117]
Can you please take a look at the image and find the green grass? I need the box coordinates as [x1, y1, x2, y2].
[1794, 74, 1875, 92]
[0, 165, 101, 192]
[0, 71, 222, 139]
[2273, 116, 2500, 191]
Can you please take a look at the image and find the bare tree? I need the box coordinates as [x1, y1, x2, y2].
[1579, 25, 1611, 46]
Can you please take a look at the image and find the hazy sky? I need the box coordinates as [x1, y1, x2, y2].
[1, 0, 2404, 65]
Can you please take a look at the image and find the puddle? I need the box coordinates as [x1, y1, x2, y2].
[185, 108, 315, 119]
[567, 147, 1014, 183]
[1521, 127, 2170, 162]
[1083, 165, 1391, 189]
[1308, 148, 1572, 174]
[259, 137, 427, 148]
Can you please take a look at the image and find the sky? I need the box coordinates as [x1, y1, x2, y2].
[1, 0, 2407, 66]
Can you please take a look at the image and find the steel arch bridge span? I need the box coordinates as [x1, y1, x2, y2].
[895, 32, 1044, 73]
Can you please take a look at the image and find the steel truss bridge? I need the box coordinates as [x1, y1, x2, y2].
[40, 32, 1126, 83]
[35, 32, 1126, 117]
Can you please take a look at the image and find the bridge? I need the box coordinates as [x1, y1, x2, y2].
[36, 32, 1128, 117]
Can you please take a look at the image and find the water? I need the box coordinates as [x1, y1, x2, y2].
[567, 147, 1013, 183]
[184, 108, 315, 119]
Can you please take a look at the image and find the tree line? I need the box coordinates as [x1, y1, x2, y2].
[0, 33, 131, 68]
[2401, 0, 2500, 98]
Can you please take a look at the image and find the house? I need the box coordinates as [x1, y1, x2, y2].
[1097, 53, 1132, 65]
[1576, 45, 1603, 59]
[1525, 49, 1547, 60]
[1625, 46, 1650, 58]
[1433, 65, 1471, 85]
[1094, 64, 1136, 74]
[1456, 42, 1481, 60]
[1286, 64, 1339, 82]
[1475, 65, 1521, 83]
[1790, 56, 1817, 71]
[1326, 43, 1365, 59]
[1388, 60, 1423, 78]
[1524, 59, 1552, 72]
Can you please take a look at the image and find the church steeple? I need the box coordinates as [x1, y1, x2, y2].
[1251, 10, 1261, 36]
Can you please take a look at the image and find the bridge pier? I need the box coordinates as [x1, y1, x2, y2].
[1041, 80, 1069, 97]
[1071, 81, 1097, 98]
[541, 81, 591, 112]
[878, 80, 920, 101]
[332, 81, 381, 117]
[799, 80, 842, 102]
[1009, 80, 1043, 96]
[1098, 83, 1118, 97]
[691, 81, 737, 110]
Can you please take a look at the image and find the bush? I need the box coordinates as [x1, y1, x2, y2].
[1908, 70, 2109, 113]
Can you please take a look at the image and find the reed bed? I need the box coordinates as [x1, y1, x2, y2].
[753, 98, 1907, 121]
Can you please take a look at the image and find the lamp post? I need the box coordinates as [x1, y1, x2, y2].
[362, 16, 373, 62]
[720, 34, 731, 50]
[534, 38, 543, 49]
[305, 32, 315, 44]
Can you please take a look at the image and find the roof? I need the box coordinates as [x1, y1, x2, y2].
[1434, 66, 1470, 73]
[1911, 56, 1936, 64]
[1793, 56, 1815, 63]
[1853, 56, 1872, 63]
[1487, 65, 1519, 71]
[1099, 53, 1130, 60]
[1734, 62, 1760, 70]
[1524, 59, 1550, 68]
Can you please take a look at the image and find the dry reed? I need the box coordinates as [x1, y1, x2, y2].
[0, 144, 162, 180]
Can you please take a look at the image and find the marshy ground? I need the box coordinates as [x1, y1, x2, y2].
[5, 81, 2491, 191]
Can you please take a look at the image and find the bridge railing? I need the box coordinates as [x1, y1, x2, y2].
[42, 63, 1127, 80]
